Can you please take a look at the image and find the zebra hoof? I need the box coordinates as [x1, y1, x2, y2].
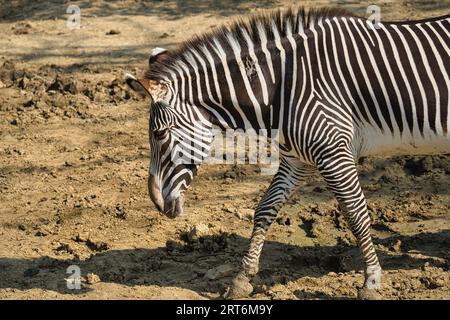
[357, 288, 382, 300]
[223, 273, 254, 299]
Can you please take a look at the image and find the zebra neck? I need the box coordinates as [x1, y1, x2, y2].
[173, 34, 303, 136]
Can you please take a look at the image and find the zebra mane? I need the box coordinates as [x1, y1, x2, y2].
[145, 7, 354, 81]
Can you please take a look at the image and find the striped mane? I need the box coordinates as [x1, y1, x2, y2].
[145, 7, 354, 81]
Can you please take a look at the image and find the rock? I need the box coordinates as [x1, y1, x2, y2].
[23, 99, 34, 108]
[86, 239, 109, 252]
[106, 29, 120, 35]
[115, 204, 127, 219]
[357, 288, 382, 300]
[93, 92, 108, 103]
[72, 232, 90, 243]
[186, 223, 210, 242]
[64, 81, 79, 94]
[235, 208, 254, 221]
[204, 264, 234, 280]
[109, 79, 120, 88]
[56, 243, 74, 254]
[12, 21, 33, 35]
[11, 70, 25, 81]
[85, 273, 101, 284]
[389, 239, 402, 253]
[17, 77, 29, 89]
[420, 276, 445, 289]
[0, 80, 5, 88]
[276, 215, 291, 226]
[311, 219, 326, 237]
[2, 60, 15, 70]
[36, 100, 49, 112]
[52, 94, 67, 108]
[35, 230, 48, 237]
[48, 78, 64, 93]
[10, 119, 18, 126]
[223, 171, 237, 179]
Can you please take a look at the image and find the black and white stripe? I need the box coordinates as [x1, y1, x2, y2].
[139, 7, 450, 296]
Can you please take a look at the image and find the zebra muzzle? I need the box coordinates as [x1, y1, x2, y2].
[148, 174, 164, 213]
[163, 194, 184, 218]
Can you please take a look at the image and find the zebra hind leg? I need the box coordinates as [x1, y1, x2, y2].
[317, 151, 382, 299]
[224, 158, 315, 299]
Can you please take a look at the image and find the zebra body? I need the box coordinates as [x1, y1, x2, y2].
[126, 8, 450, 299]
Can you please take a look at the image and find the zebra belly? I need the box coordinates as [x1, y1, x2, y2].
[360, 128, 450, 157]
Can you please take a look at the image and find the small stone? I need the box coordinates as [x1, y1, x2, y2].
[357, 288, 382, 300]
[106, 29, 120, 35]
[64, 82, 79, 94]
[11, 70, 25, 81]
[56, 243, 74, 254]
[93, 92, 107, 103]
[235, 208, 254, 221]
[17, 77, 29, 89]
[2, 60, 15, 70]
[73, 232, 89, 243]
[328, 272, 337, 277]
[10, 119, 18, 126]
[47, 78, 64, 92]
[204, 264, 234, 280]
[421, 261, 431, 271]
[35, 230, 48, 237]
[389, 239, 402, 253]
[51, 94, 67, 108]
[115, 205, 127, 219]
[85, 273, 101, 284]
[223, 171, 237, 179]
[86, 239, 109, 252]
[64, 161, 73, 167]
[36, 100, 49, 110]
[276, 215, 291, 226]
[23, 99, 34, 108]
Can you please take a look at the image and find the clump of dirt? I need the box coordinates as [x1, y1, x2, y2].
[0, 57, 142, 126]
[401, 156, 450, 176]
[179, 224, 232, 253]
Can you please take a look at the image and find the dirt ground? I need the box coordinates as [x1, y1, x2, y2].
[0, 0, 449, 300]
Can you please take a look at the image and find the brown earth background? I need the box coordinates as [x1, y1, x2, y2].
[0, 0, 449, 300]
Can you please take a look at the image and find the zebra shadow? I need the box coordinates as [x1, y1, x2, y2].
[0, 230, 448, 298]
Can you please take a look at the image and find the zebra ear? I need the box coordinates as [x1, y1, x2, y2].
[125, 73, 153, 101]
[149, 47, 169, 66]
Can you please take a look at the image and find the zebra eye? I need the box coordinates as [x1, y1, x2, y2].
[153, 128, 168, 139]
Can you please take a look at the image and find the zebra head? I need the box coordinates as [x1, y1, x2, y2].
[126, 49, 215, 218]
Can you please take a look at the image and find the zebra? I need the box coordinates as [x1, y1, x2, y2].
[126, 7, 450, 299]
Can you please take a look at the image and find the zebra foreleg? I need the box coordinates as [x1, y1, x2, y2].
[317, 151, 382, 299]
[224, 158, 314, 299]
